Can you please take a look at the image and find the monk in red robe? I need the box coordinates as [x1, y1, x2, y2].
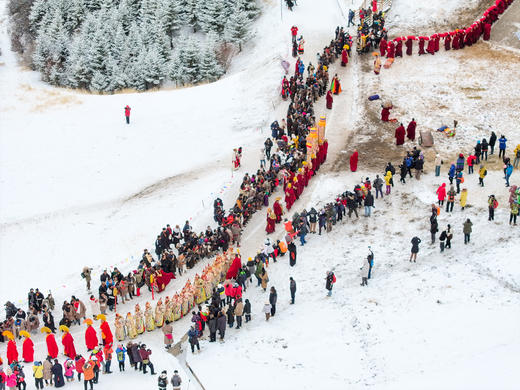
[22, 334, 34, 362]
[444, 33, 452, 50]
[379, 37, 387, 56]
[395, 39, 403, 57]
[395, 124, 406, 146]
[418, 37, 426, 55]
[62, 331, 76, 358]
[326, 90, 333, 109]
[381, 106, 391, 122]
[426, 36, 435, 54]
[483, 23, 491, 40]
[452, 33, 460, 50]
[285, 184, 296, 210]
[7, 338, 18, 364]
[266, 209, 276, 234]
[273, 198, 283, 222]
[100, 319, 113, 346]
[155, 269, 174, 292]
[350, 150, 359, 172]
[405, 37, 414, 55]
[387, 40, 395, 58]
[226, 255, 242, 279]
[46, 333, 59, 358]
[84, 320, 98, 351]
[407, 119, 416, 141]
[341, 48, 349, 66]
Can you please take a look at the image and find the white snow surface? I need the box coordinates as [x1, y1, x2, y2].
[1, 0, 520, 389]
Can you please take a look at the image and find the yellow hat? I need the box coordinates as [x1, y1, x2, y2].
[96, 314, 107, 322]
[59, 325, 70, 333]
[20, 330, 31, 338]
[2, 330, 14, 340]
[84, 318, 93, 326]
[40, 327, 51, 334]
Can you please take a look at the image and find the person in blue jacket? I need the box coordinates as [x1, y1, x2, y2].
[448, 163, 456, 184]
[499, 135, 507, 159]
[456, 153, 465, 172]
[505, 162, 513, 187]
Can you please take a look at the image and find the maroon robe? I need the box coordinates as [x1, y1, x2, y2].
[395, 125, 405, 146]
[273, 201, 283, 222]
[379, 38, 387, 56]
[444, 34, 452, 50]
[326, 90, 333, 109]
[483, 23, 491, 40]
[387, 41, 395, 58]
[381, 107, 391, 122]
[418, 38, 426, 55]
[395, 40, 403, 57]
[349, 151, 359, 172]
[406, 120, 416, 141]
[405, 38, 413, 55]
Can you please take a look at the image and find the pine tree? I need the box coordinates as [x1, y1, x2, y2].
[199, 0, 226, 35]
[65, 35, 92, 88]
[199, 37, 224, 82]
[143, 45, 166, 88]
[223, 6, 251, 52]
[237, 0, 260, 20]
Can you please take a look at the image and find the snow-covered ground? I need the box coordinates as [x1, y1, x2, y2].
[1, 0, 520, 388]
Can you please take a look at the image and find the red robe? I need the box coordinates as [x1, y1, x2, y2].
[266, 215, 276, 233]
[349, 151, 359, 172]
[326, 90, 333, 109]
[285, 188, 296, 210]
[297, 173, 305, 194]
[62, 332, 76, 358]
[406, 120, 416, 141]
[483, 23, 491, 40]
[155, 271, 174, 292]
[379, 38, 387, 56]
[418, 38, 426, 55]
[395, 40, 403, 57]
[444, 34, 452, 50]
[85, 325, 98, 350]
[22, 337, 34, 362]
[387, 41, 395, 58]
[226, 255, 242, 279]
[426, 37, 435, 54]
[273, 201, 283, 222]
[322, 141, 329, 162]
[341, 49, 349, 66]
[46, 334, 59, 358]
[100, 321, 113, 346]
[452, 34, 460, 50]
[405, 38, 413, 55]
[7, 339, 18, 364]
[395, 125, 405, 145]
[372, 0, 378, 12]
[381, 107, 391, 122]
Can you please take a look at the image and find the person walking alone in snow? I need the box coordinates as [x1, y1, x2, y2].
[325, 271, 336, 296]
[463, 219, 473, 244]
[124, 105, 131, 124]
[360, 257, 370, 286]
[269, 287, 277, 317]
[289, 277, 296, 304]
[410, 236, 421, 262]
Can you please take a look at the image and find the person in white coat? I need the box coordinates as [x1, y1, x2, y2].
[360, 259, 370, 286]
[89, 295, 100, 318]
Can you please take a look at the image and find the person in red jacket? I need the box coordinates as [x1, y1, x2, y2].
[75, 355, 86, 381]
[84, 319, 98, 351]
[124, 105, 131, 124]
[381, 105, 392, 122]
[436, 183, 447, 205]
[406, 119, 416, 141]
[291, 26, 298, 43]
[395, 124, 405, 146]
[350, 149, 359, 172]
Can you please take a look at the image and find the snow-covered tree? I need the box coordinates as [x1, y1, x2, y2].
[199, 34, 224, 82]
[223, 6, 251, 52]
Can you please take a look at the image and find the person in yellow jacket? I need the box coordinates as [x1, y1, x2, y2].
[460, 188, 468, 210]
[33, 361, 44, 389]
[384, 171, 392, 195]
[513, 144, 520, 168]
[478, 165, 487, 187]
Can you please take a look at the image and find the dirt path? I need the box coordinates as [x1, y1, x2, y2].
[489, 0, 520, 50]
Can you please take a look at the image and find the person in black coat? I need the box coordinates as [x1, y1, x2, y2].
[244, 299, 252, 322]
[269, 287, 277, 316]
[410, 237, 421, 262]
[430, 214, 438, 244]
[129, 342, 142, 371]
[364, 190, 374, 217]
[289, 278, 296, 304]
[216, 312, 226, 340]
[489, 131, 497, 155]
[226, 305, 234, 328]
[288, 242, 297, 266]
[208, 315, 217, 342]
[51, 360, 65, 388]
